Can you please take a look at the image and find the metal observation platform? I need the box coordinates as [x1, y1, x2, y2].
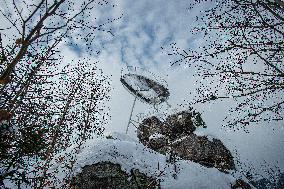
[120, 67, 170, 134]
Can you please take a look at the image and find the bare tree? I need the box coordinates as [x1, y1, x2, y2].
[168, 0, 284, 129]
[0, 0, 116, 187]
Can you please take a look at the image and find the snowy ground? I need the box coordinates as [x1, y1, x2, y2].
[49, 132, 246, 189]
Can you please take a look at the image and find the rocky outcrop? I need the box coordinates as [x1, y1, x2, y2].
[72, 162, 160, 189]
[138, 111, 206, 143]
[171, 134, 235, 171]
[137, 110, 235, 172]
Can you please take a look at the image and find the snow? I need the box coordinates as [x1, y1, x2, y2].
[149, 133, 165, 140]
[46, 132, 245, 189]
[193, 127, 216, 142]
[169, 135, 189, 145]
[177, 114, 183, 120]
[123, 74, 151, 92]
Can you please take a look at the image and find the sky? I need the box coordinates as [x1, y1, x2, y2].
[0, 0, 283, 182]
[88, 0, 212, 132]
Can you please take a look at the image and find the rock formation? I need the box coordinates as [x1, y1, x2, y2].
[137, 110, 235, 172]
[71, 110, 249, 189]
[72, 162, 160, 189]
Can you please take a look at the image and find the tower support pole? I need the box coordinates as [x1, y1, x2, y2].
[126, 94, 137, 134]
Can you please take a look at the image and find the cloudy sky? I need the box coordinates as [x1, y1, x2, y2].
[1, 0, 283, 180]
[89, 0, 212, 132]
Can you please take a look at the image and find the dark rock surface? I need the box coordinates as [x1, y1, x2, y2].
[72, 162, 160, 189]
[164, 111, 196, 138]
[171, 135, 235, 171]
[137, 116, 164, 145]
[137, 110, 235, 172]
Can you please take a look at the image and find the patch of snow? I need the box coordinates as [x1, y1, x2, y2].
[194, 126, 215, 137]
[193, 126, 207, 136]
[48, 132, 242, 189]
[170, 135, 189, 145]
[149, 133, 165, 140]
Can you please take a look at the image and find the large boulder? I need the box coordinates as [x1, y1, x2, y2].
[137, 110, 235, 172]
[171, 135, 235, 171]
[137, 111, 205, 143]
[72, 162, 160, 189]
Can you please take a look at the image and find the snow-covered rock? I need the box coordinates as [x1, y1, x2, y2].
[58, 132, 252, 189]
[171, 135, 235, 171]
[137, 110, 235, 172]
[73, 161, 159, 189]
[41, 131, 251, 189]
